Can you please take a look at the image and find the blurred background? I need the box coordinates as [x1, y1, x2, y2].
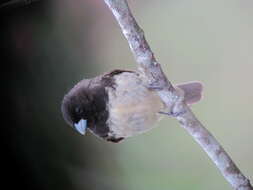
[1, 0, 252, 190]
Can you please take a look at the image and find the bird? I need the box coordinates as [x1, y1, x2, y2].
[61, 70, 203, 143]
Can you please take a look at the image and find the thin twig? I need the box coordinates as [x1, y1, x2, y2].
[103, 0, 252, 189]
[0, 0, 39, 10]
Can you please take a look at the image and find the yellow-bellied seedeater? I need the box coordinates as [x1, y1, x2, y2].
[61, 70, 202, 143]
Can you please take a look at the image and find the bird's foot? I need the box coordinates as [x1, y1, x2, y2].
[159, 110, 186, 117]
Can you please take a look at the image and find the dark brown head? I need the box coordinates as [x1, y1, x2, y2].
[61, 77, 110, 137]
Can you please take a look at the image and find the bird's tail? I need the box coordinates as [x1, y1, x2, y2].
[176, 81, 203, 105]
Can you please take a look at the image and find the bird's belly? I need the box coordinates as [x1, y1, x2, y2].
[107, 88, 164, 138]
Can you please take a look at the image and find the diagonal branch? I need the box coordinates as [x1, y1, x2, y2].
[103, 0, 252, 189]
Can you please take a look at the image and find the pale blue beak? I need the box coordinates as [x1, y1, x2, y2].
[74, 119, 87, 135]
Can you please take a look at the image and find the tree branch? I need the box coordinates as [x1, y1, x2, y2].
[103, 0, 253, 189]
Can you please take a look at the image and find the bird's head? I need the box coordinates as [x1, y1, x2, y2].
[61, 80, 93, 135]
[61, 77, 110, 137]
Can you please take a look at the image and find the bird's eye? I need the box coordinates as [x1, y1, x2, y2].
[75, 107, 83, 114]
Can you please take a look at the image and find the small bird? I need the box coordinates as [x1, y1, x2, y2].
[61, 70, 202, 143]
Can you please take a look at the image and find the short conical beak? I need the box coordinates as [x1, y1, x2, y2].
[74, 119, 87, 135]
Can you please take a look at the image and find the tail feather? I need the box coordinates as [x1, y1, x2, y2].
[176, 81, 203, 105]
